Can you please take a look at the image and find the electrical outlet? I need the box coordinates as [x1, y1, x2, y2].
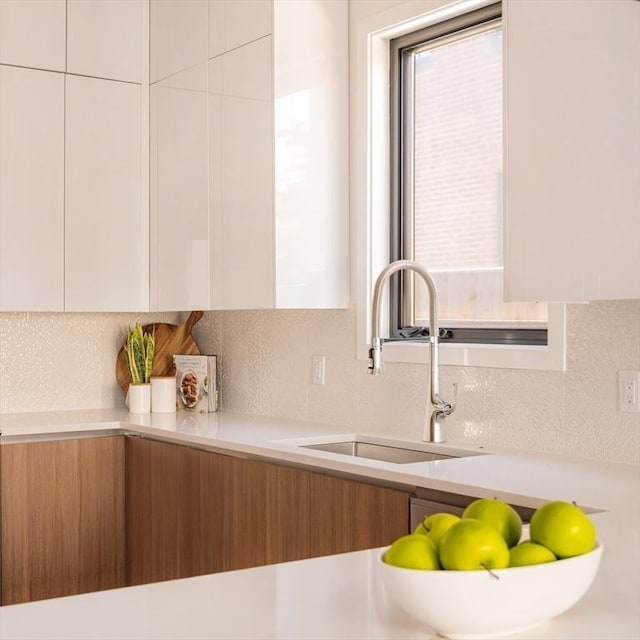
[619, 371, 640, 413]
[312, 355, 326, 386]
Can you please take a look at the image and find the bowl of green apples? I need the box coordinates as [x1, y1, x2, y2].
[378, 499, 603, 639]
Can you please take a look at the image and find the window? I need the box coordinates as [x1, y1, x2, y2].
[389, 3, 547, 346]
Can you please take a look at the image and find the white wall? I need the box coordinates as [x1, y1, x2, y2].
[0, 312, 180, 412]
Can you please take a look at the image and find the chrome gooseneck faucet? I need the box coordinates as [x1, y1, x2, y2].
[369, 260, 455, 443]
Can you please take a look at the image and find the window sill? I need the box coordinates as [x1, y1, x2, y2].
[379, 338, 564, 370]
[359, 304, 566, 371]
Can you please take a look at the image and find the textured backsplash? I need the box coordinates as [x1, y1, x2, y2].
[1, 301, 638, 465]
[0, 311, 181, 414]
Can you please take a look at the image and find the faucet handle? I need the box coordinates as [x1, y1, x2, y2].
[437, 382, 457, 415]
[427, 382, 458, 443]
[448, 381, 458, 413]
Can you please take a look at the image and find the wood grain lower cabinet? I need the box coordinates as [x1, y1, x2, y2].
[125, 437, 409, 584]
[0, 436, 125, 605]
[264, 463, 410, 565]
[125, 436, 212, 585]
[219, 456, 269, 571]
[225, 454, 410, 568]
[1, 435, 410, 601]
[125, 437, 239, 584]
[125, 438, 267, 583]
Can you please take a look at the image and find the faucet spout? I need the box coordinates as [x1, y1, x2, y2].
[369, 260, 455, 442]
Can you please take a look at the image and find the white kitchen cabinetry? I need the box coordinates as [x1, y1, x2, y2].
[0, 65, 65, 311]
[65, 75, 147, 312]
[272, 0, 349, 308]
[150, 64, 210, 311]
[208, 0, 272, 57]
[208, 36, 274, 309]
[150, 0, 348, 311]
[0, 0, 66, 71]
[504, 0, 640, 302]
[207, 0, 349, 310]
[0, 0, 148, 312]
[150, 0, 208, 83]
[67, 0, 145, 83]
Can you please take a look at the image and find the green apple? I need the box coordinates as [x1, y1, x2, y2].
[462, 498, 523, 548]
[509, 540, 557, 567]
[414, 512, 461, 546]
[384, 533, 441, 570]
[438, 518, 510, 570]
[529, 501, 597, 559]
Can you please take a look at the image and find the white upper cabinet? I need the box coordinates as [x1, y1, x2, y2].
[504, 0, 640, 302]
[0, 66, 65, 311]
[0, 0, 66, 71]
[209, 0, 272, 57]
[209, 37, 274, 309]
[150, 0, 348, 310]
[2, 0, 347, 312]
[0, 1, 148, 312]
[272, 0, 349, 308]
[150, 0, 208, 83]
[150, 64, 210, 311]
[67, 0, 145, 83]
[65, 75, 146, 311]
[206, 0, 348, 310]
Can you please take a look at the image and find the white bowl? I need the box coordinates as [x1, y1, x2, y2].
[377, 542, 603, 639]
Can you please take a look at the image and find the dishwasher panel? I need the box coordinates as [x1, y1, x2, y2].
[410, 497, 465, 531]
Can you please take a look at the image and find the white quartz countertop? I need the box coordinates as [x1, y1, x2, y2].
[1, 409, 639, 639]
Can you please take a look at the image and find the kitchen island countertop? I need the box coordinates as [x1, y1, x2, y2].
[0, 408, 638, 639]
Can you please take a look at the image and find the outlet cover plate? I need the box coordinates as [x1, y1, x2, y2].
[619, 371, 640, 413]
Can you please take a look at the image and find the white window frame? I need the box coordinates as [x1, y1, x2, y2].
[353, 0, 566, 371]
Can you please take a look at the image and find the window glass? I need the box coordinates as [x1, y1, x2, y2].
[394, 8, 547, 341]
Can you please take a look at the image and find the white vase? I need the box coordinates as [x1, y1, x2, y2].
[151, 376, 177, 413]
[127, 383, 151, 414]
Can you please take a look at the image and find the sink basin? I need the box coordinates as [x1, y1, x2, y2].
[298, 438, 482, 464]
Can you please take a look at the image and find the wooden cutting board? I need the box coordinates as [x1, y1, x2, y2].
[115, 310, 203, 394]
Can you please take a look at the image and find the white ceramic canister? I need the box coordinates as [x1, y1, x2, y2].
[151, 376, 177, 413]
[128, 383, 151, 413]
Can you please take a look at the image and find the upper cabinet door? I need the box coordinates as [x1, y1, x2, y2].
[273, 0, 349, 308]
[0, 0, 66, 71]
[65, 75, 147, 311]
[150, 64, 210, 312]
[504, 0, 640, 302]
[150, 0, 208, 83]
[206, 0, 348, 310]
[0, 66, 65, 311]
[209, 0, 272, 57]
[67, 0, 145, 83]
[208, 37, 274, 310]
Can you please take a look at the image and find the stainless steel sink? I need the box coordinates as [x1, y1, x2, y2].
[299, 439, 469, 464]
